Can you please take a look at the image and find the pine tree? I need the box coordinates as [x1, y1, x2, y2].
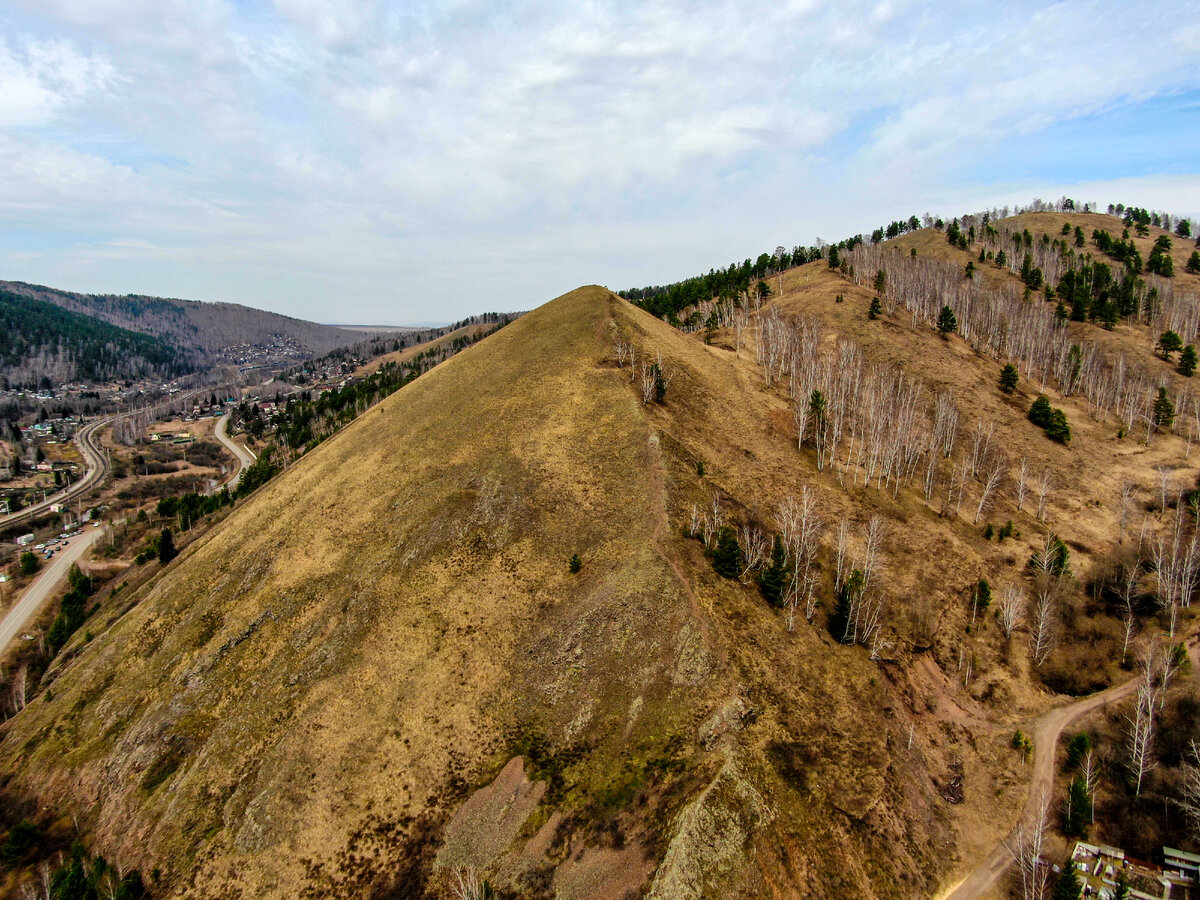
[1063, 775, 1092, 837]
[158, 528, 177, 565]
[711, 526, 742, 579]
[937, 305, 957, 337]
[828, 569, 863, 644]
[650, 363, 667, 403]
[1179, 345, 1198, 377]
[568, 553, 582, 573]
[1028, 395, 1054, 428]
[1187, 251, 1200, 274]
[1153, 387, 1176, 429]
[757, 535, 790, 607]
[827, 245, 841, 269]
[976, 579, 992, 610]
[1065, 733, 1091, 769]
[1157, 330, 1184, 360]
[868, 297, 882, 320]
[873, 269, 886, 292]
[1050, 857, 1082, 900]
[1046, 409, 1071, 444]
[999, 364, 1019, 394]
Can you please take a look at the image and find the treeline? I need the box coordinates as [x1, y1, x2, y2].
[0, 818, 147, 900]
[847, 241, 1200, 436]
[623, 195, 1200, 327]
[619, 200, 1071, 322]
[620, 247, 830, 321]
[157, 489, 233, 530]
[294, 311, 518, 375]
[0, 290, 193, 388]
[0, 280, 353, 360]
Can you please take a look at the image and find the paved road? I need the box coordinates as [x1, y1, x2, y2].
[0, 527, 105, 657]
[0, 417, 112, 531]
[938, 668, 1154, 899]
[213, 412, 255, 491]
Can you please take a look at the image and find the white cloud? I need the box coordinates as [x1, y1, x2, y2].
[0, 1, 1197, 322]
[0, 36, 116, 126]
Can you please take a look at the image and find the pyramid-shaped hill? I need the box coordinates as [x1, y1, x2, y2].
[4, 286, 994, 898]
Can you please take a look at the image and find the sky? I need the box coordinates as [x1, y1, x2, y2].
[1, 1, 1199, 326]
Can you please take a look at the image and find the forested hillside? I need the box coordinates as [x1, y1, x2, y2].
[0, 289, 192, 388]
[0, 280, 359, 370]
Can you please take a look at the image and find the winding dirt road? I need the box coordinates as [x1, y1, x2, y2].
[938, 639, 1198, 900]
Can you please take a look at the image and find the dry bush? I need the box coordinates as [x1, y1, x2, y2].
[1037, 610, 1123, 695]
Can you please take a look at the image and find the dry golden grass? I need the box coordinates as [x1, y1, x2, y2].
[2, 243, 1196, 899]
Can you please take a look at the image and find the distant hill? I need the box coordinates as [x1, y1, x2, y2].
[0, 280, 361, 384]
[0, 287, 192, 389]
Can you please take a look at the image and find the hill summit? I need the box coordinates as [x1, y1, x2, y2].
[1, 285, 965, 897]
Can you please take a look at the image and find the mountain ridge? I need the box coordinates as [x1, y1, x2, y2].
[6, 205, 1200, 897]
[0, 280, 360, 380]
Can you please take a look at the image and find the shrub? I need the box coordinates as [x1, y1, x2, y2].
[0, 820, 41, 866]
[19, 551, 39, 576]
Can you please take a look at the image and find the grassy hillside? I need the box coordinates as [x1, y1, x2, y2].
[1, 285, 997, 899]
[3, 207, 1199, 899]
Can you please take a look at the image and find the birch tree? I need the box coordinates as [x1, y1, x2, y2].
[1175, 740, 1200, 840]
[1015, 456, 1030, 511]
[974, 451, 1008, 524]
[1117, 553, 1143, 661]
[1029, 585, 1056, 666]
[998, 585, 1025, 638]
[1119, 479, 1136, 543]
[1006, 791, 1050, 900]
[1081, 751, 1098, 827]
[1127, 684, 1156, 798]
[1034, 468, 1054, 522]
[778, 489, 824, 624]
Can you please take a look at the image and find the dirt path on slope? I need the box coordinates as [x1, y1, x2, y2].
[938, 636, 1199, 900]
